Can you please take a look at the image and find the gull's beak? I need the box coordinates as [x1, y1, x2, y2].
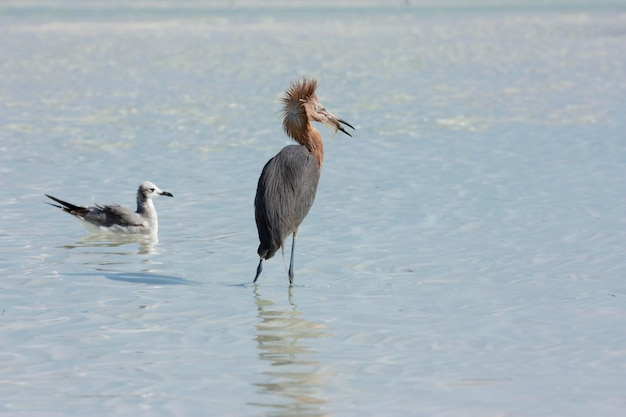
[160, 191, 174, 197]
[319, 107, 355, 137]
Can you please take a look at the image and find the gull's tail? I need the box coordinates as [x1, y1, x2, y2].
[45, 194, 88, 216]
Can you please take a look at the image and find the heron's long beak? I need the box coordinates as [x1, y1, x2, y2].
[335, 117, 355, 137]
[320, 108, 355, 137]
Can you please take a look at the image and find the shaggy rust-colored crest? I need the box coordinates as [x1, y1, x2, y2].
[281, 77, 319, 142]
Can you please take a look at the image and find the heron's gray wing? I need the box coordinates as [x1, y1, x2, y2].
[255, 145, 321, 260]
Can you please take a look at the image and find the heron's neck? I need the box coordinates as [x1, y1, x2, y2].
[297, 125, 324, 168]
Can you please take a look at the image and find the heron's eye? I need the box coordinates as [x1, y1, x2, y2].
[314, 104, 321, 111]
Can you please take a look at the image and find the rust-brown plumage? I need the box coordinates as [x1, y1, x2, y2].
[254, 77, 354, 285]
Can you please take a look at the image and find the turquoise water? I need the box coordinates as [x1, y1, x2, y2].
[1, 2, 625, 416]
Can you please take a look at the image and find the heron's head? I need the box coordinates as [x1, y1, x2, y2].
[282, 77, 355, 139]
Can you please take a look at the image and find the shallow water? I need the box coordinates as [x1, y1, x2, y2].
[1, 1, 626, 416]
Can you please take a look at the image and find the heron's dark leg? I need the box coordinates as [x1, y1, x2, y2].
[253, 258, 263, 283]
[288, 233, 296, 285]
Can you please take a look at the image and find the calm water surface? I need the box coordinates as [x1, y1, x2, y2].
[1, 1, 625, 416]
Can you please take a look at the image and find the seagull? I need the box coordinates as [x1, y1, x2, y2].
[45, 181, 173, 234]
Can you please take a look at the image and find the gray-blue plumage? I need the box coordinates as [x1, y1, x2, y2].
[255, 145, 320, 261]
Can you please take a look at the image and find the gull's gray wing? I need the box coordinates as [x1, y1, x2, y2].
[85, 204, 147, 229]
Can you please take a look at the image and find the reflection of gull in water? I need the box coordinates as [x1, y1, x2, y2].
[249, 287, 332, 417]
[58, 233, 160, 255]
[45, 181, 173, 234]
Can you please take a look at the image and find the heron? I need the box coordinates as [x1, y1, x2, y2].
[253, 77, 355, 285]
[45, 181, 173, 234]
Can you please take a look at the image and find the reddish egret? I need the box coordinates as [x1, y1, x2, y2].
[45, 181, 173, 234]
[253, 77, 354, 285]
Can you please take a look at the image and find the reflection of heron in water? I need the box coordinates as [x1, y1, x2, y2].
[249, 287, 332, 416]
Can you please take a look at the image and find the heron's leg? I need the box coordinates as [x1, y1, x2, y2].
[288, 233, 296, 285]
[254, 258, 263, 283]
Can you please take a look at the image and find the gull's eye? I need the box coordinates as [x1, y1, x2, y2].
[149, 188, 155, 193]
